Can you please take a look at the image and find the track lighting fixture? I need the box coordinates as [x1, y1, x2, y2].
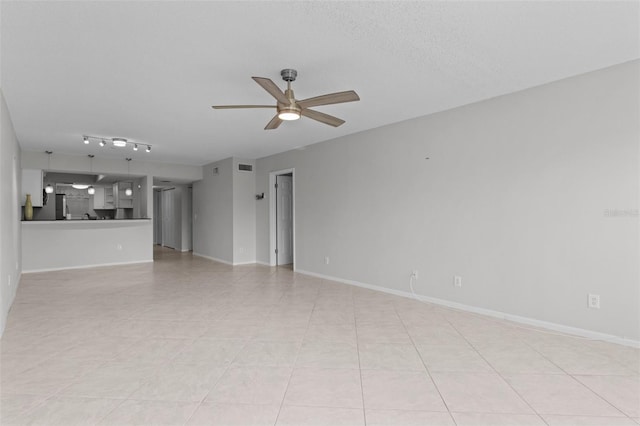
[82, 135, 152, 153]
[112, 138, 127, 147]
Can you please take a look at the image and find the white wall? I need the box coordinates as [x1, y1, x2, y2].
[192, 158, 234, 263]
[255, 61, 640, 342]
[233, 158, 256, 264]
[0, 89, 22, 336]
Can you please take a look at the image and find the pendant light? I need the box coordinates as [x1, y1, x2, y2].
[125, 158, 133, 196]
[44, 151, 54, 194]
[87, 155, 95, 194]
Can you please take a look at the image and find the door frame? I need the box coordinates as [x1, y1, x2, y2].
[269, 168, 295, 269]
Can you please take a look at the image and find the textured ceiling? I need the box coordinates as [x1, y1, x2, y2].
[2, 1, 638, 166]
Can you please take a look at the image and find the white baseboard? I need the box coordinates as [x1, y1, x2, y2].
[233, 260, 258, 266]
[193, 252, 256, 266]
[256, 260, 273, 266]
[193, 252, 234, 265]
[22, 260, 153, 274]
[295, 269, 640, 348]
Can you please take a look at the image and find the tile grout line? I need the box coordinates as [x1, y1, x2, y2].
[393, 301, 457, 426]
[353, 288, 368, 426]
[271, 273, 319, 426]
[441, 315, 550, 425]
[524, 339, 635, 420]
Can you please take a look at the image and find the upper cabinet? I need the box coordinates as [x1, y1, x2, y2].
[93, 185, 115, 210]
[21, 169, 43, 207]
[116, 182, 133, 208]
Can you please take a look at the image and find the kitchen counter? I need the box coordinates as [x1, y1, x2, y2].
[22, 219, 153, 272]
[22, 218, 151, 224]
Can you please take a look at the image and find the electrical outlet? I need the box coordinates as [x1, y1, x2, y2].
[117, 244, 123, 251]
[454, 276, 462, 287]
[325, 256, 330, 265]
[412, 270, 418, 279]
[588, 294, 600, 309]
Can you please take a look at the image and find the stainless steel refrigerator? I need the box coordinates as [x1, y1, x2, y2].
[55, 194, 67, 220]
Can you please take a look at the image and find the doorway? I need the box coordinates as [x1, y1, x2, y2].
[161, 188, 175, 249]
[153, 189, 162, 245]
[269, 169, 295, 268]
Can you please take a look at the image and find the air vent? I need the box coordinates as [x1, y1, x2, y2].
[238, 164, 253, 172]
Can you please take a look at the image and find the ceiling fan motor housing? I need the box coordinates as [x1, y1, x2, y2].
[281, 69, 297, 82]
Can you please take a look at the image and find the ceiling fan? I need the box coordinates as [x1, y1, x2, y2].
[212, 69, 360, 130]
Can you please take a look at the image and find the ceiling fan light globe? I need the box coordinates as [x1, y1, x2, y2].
[278, 112, 300, 121]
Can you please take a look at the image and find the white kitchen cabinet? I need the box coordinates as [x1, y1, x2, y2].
[93, 185, 115, 209]
[21, 169, 43, 207]
[104, 185, 115, 209]
[93, 187, 105, 209]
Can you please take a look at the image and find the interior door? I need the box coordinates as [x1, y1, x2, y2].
[153, 190, 162, 245]
[276, 175, 293, 265]
[162, 189, 175, 249]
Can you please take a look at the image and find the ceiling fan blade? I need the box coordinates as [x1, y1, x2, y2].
[264, 115, 283, 130]
[297, 90, 360, 109]
[252, 77, 290, 105]
[212, 105, 275, 109]
[301, 108, 345, 127]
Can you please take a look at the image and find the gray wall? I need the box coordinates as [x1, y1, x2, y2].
[193, 158, 234, 263]
[255, 61, 639, 341]
[193, 157, 256, 264]
[181, 186, 192, 252]
[22, 221, 153, 272]
[0, 89, 22, 336]
[233, 158, 256, 264]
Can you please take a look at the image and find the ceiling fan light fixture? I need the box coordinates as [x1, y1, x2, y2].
[277, 104, 301, 121]
[278, 111, 300, 121]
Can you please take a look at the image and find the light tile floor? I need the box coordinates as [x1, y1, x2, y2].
[1, 247, 638, 425]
